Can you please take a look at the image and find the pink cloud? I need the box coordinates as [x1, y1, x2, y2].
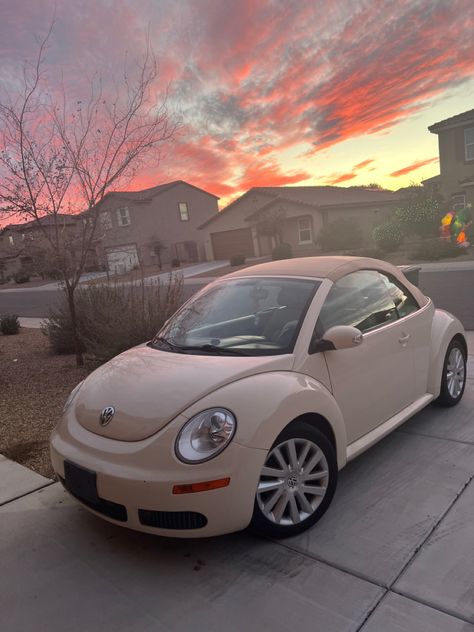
[1, 1, 473, 207]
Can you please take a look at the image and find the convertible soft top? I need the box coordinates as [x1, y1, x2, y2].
[225, 256, 429, 307]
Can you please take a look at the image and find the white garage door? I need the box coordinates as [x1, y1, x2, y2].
[106, 245, 139, 275]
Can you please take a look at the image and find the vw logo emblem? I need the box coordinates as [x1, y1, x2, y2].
[100, 406, 115, 427]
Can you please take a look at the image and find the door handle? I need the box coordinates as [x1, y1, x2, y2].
[398, 333, 410, 344]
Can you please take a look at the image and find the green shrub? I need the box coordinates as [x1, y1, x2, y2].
[43, 300, 87, 355]
[395, 190, 442, 238]
[230, 254, 246, 266]
[271, 242, 293, 260]
[44, 274, 184, 364]
[0, 314, 20, 335]
[410, 239, 468, 261]
[13, 270, 30, 284]
[318, 218, 364, 251]
[372, 222, 403, 252]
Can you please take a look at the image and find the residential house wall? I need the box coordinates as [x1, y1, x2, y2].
[429, 109, 474, 211]
[200, 190, 273, 260]
[96, 181, 218, 272]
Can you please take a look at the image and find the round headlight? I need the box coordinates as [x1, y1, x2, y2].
[176, 408, 236, 464]
[63, 380, 84, 413]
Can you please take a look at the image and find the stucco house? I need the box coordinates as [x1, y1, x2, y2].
[94, 180, 219, 273]
[199, 186, 402, 260]
[428, 109, 474, 211]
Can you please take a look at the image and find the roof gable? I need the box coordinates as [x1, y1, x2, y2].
[198, 188, 275, 228]
[200, 185, 399, 229]
[101, 180, 219, 205]
[428, 109, 474, 134]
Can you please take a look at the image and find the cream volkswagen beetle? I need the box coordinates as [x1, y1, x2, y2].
[51, 257, 467, 538]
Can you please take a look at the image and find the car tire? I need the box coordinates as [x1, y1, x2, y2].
[250, 422, 337, 538]
[435, 338, 467, 407]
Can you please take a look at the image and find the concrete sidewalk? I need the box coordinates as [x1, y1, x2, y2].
[1, 368, 473, 630]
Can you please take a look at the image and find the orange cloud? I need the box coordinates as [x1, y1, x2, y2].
[324, 172, 358, 185]
[389, 157, 439, 178]
[237, 163, 311, 191]
[353, 159, 375, 169]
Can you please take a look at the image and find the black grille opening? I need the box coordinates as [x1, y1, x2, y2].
[139, 509, 207, 530]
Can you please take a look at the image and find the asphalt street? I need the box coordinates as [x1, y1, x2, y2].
[1, 269, 473, 329]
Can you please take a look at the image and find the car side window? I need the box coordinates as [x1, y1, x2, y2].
[317, 270, 398, 335]
[378, 272, 419, 319]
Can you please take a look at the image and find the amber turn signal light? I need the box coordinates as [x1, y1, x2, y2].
[172, 477, 231, 494]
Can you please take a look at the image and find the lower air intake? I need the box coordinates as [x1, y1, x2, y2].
[138, 509, 207, 530]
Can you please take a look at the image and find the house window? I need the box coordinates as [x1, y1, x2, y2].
[117, 207, 131, 227]
[179, 202, 189, 221]
[8, 235, 14, 245]
[451, 194, 466, 212]
[101, 211, 112, 230]
[298, 217, 313, 244]
[464, 128, 474, 161]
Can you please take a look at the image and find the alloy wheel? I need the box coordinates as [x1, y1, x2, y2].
[446, 347, 465, 399]
[256, 438, 329, 526]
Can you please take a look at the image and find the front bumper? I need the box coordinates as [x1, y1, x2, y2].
[50, 410, 266, 538]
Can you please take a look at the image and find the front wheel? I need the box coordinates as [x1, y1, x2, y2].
[435, 338, 467, 407]
[250, 422, 337, 538]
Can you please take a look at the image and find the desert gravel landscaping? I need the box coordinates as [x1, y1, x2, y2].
[0, 328, 89, 478]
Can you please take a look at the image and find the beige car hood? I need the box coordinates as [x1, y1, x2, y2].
[74, 345, 294, 441]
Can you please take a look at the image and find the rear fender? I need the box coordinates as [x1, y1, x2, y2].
[427, 310, 466, 397]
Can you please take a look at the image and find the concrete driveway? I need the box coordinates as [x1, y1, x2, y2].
[1, 336, 473, 631]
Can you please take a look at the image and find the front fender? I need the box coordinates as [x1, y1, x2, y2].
[182, 371, 348, 469]
[427, 309, 466, 397]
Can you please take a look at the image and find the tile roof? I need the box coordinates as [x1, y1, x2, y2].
[251, 185, 397, 205]
[1, 213, 78, 232]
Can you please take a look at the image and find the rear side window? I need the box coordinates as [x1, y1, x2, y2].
[378, 272, 419, 318]
[317, 270, 398, 334]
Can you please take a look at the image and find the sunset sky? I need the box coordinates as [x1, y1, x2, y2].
[1, 0, 474, 208]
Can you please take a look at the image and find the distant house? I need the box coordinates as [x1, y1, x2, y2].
[0, 214, 81, 281]
[199, 186, 402, 260]
[0, 181, 219, 280]
[94, 180, 219, 273]
[428, 109, 474, 210]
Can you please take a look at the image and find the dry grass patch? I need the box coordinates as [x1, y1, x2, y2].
[0, 328, 89, 478]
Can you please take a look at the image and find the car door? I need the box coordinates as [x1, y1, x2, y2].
[378, 271, 434, 400]
[315, 270, 415, 444]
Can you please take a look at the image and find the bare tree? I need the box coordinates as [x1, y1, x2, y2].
[0, 24, 177, 365]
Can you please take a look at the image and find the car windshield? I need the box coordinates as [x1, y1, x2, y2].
[151, 277, 320, 356]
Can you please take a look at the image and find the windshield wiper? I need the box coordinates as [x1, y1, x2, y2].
[150, 336, 184, 353]
[179, 343, 250, 356]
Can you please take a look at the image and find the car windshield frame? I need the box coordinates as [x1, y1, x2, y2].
[150, 276, 321, 357]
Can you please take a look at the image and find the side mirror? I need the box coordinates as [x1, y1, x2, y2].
[310, 325, 363, 353]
